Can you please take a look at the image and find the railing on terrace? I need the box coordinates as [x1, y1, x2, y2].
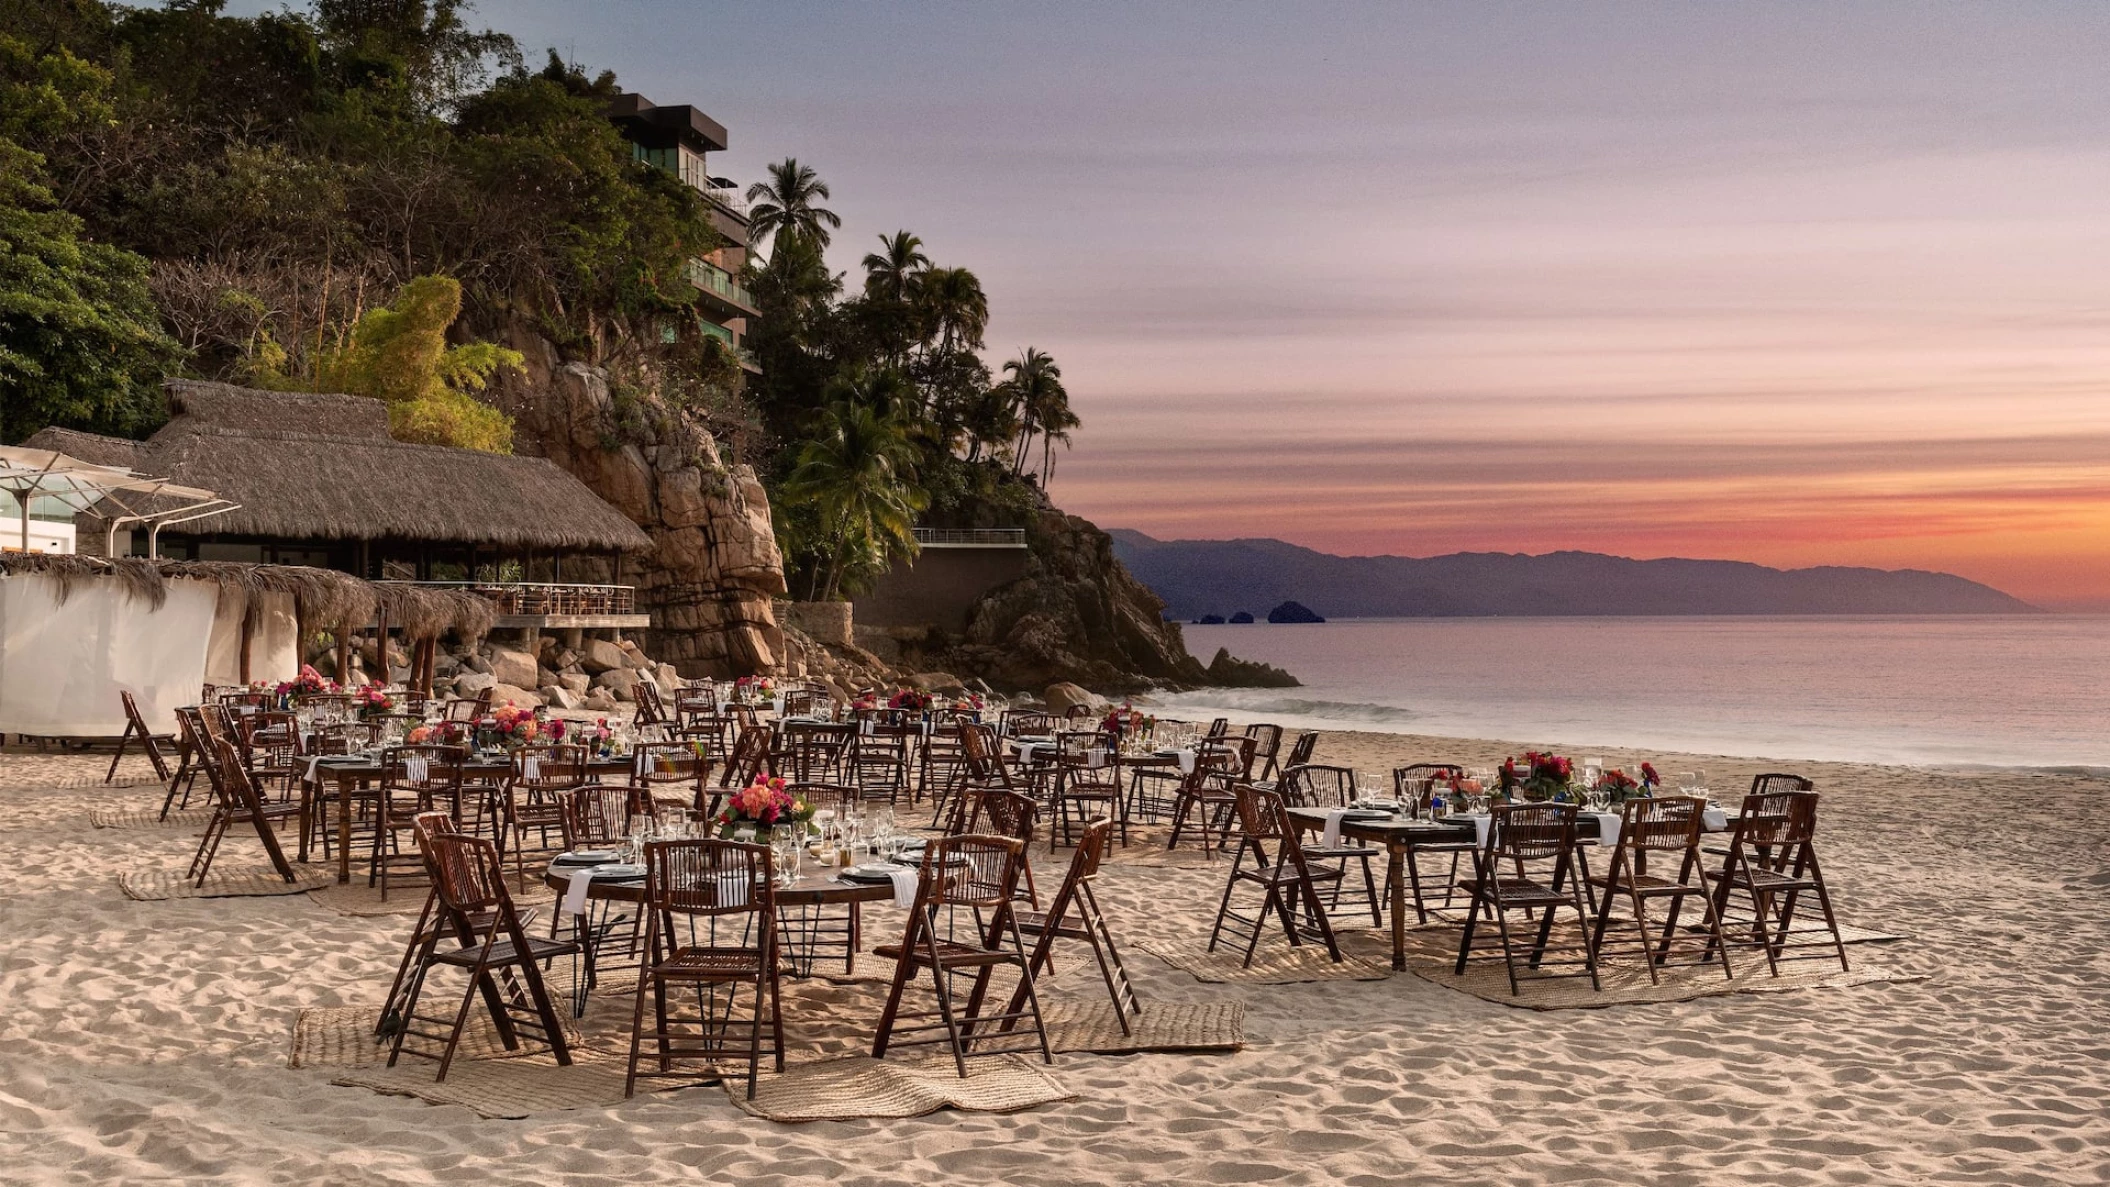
[700, 181, 751, 218]
[685, 258, 756, 308]
[380, 581, 637, 616]
[912, 528, 1027, 547]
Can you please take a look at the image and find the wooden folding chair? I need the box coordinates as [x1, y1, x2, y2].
[871, 834, 1053, 1077]
[1004, 818, 1140, 1033]
[1454, 803, 1601, 995]
[387, 833, 578, 1081]
[1586, 795, 1733, 983]
[625, 838, 784, 1100]
[1207, 786, 1344, 967]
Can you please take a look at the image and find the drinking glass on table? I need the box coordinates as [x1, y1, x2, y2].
[770, 825, 800, 887]
[1678, 771, 1698, 795]
[869, 807, 896, 862]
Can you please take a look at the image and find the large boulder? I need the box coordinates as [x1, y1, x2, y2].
[583, 688, 619, 713]
[1205, 647, 1300, 688]
[487, 645, 539, 690]
[905, 671, 967, 695]
[557, 672, 591, 695]
[594, 668, 640, 702]
[454, 670, 496, 697]
[1043, 682, 1100, 716]
[543, 685, 583, 711]
[487, 683, 543, 709]
[578, 638, 628, 675]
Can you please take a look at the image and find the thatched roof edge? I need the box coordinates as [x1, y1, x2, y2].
[0, 555, 491, 638]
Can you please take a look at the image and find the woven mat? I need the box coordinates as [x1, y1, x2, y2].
[1142, 939, 1393, 985]
[89, 806, 211, 830]
[119, 863, 332, 900]
[1043, 999, 1244, 1053]
[331, 1050, 637, 1119]
[290, 1004, 588, 1069]
[730, 1053, 1073, 1122]
[1400, 927, 1921, 1010]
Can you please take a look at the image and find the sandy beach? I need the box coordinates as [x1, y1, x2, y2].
[2, 728, 2105, 1187]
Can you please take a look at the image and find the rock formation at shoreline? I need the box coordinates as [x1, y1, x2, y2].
[488, 333, 787, 680]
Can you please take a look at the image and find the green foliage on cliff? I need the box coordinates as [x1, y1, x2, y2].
[0, 32, 177, 443]
[1, 0, 724, 443]
[254, 274, 521, 451]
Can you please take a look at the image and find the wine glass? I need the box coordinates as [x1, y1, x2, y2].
[1678, 771, 1698, 795]
[770, 825, 800, 888]
[869, 807, 896, 863]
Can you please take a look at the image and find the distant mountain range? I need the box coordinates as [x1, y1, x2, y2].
[1109, 531, 2040, 619]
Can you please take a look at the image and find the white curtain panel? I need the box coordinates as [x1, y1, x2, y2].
[0, 574, 216, 737]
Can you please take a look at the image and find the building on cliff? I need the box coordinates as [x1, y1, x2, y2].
[606, 92, 761, 373]
[22, 381, 654, 630]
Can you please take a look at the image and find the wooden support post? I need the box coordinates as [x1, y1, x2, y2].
[373, 608, 389, 686]
[238, 606, 253, 686]
[335, 622, 352, 687]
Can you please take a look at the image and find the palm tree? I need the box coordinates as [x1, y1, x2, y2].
[861, 231, 929, 302]
[1034, 393, 1081, 487]
[960, 381, 1021, 463]
[999, 347, 1066, 477]
[781, 401, 928, 600]
[746, 157, 843, 255]
[917, 266, 989, 355]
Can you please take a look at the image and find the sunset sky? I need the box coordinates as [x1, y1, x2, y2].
[246, 2, 2110, 607]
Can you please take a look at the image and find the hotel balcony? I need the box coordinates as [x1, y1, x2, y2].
[687, 258, 759, 320]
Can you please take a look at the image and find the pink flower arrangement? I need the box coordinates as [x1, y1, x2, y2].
[887, 688, 933, 712]
[714, 774, 814, 834]
[1639, 762, 1660, 790]
[1501, 751, 1576, 801]
[734, 675, 776, 701]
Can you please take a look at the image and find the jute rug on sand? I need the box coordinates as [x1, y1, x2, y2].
[1042, 999, 1245, 1054]
[119, 864, 333, 900]
[289, 1005, 587, 1070]
[89, 806, 211, 830]
[324, 1044, 1073, 1121]
[1141, 937, 1395, 984]
[1399, 925, 1921, 1010]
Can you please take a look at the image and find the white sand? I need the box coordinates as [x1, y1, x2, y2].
[1, 731, 2105, 1185]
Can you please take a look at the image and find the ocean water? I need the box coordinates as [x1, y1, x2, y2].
[1147, 616, 2110, 769]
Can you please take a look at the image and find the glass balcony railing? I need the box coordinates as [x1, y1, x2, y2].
[686, 258, 756, 310]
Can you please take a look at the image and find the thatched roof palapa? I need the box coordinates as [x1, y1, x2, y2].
[0, 554, 490, 640]
[22, 381, 652, 553]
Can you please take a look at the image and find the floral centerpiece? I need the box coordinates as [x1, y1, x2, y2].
[887, 688, 933, 713]
[1500, 751, 1575, 802]
[713, 774, 815, 839]
[1597, 767, 1641, 803]
[733, 675, 776, 705]
[1100, 702, 1142, 737]
[276, 665, 336, 705]
[354, 685, 394, 720]
[483, 702, 541, 750]
[952, 692, 987, 715]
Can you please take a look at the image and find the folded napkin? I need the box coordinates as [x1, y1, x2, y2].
[1462, 813, 1493, 848]
[1322, 807, 1349, 849]
[888, 867, 920, 908]
[1702, 805, 1729, 832]
[559, 866, 598, 919]
[303, 756, 322, 784]
[1594, 812, 1622, 848]
[1176, 748, 1197, 775]
[1017, 742, 1040, 767]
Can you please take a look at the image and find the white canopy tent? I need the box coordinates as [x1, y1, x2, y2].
[0, 443, 234, 557]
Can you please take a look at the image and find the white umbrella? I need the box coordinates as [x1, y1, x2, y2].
[0, 443, 232, 556]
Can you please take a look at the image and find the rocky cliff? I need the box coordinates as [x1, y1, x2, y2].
[489, 336, 786, 679]
[925, 508, 1211, 692]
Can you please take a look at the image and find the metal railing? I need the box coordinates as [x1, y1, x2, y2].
[381, 581, 638, 616]
[912, 528, 1027, 547]
[686, 258, 756, 309]
[700, 181, 751, 218]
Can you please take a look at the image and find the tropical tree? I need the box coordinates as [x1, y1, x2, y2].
[780, 400, 927, 600]
[861, 230, 928, 302]
[0, 34, 177, 444]
[264, 273, 521, 451]
[999, 347, 1068, 478]
[745, 156, 840, 255]
[917, 265, 987, 356]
